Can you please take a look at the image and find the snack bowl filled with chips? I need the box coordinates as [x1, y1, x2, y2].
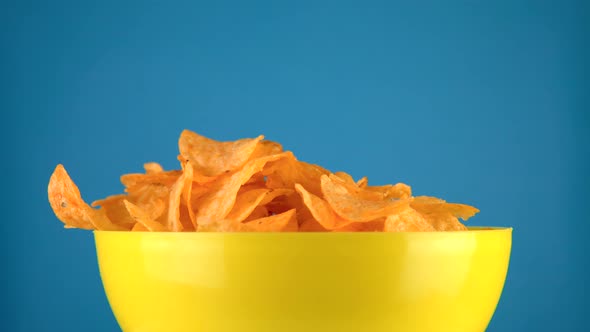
[95, 228, 511, 332]
[48, 130, 512, 332]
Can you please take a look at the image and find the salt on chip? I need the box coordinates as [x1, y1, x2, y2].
[321, 174, 410, 222]
[48, 165, 125, 230]
[124, 200, 167, 232]
[179, 129, 264, 177]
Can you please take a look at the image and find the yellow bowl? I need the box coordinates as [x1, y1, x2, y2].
[95, 227, 511, 332]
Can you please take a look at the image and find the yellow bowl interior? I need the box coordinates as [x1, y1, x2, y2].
[95, 227, 511, 332]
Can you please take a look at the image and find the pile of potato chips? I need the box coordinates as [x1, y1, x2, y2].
[48, 130, 478, 232]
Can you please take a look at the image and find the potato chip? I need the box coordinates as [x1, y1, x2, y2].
[179, 129, 264, 177]
[131, 222, 149, 232]
[48, 130, 480, 233]
[167, 161, 194, 232]
[295, 183, 352, 230]
[321, 175, 410, 222]
[121, 171, 181, 189]
[126, 183, 169, 220]
[384, 207, 435, 232]
[143, 162, 164, 174]
[298, 218, 328, 232]
[264, 154, 329, 197]
[334, 219, 385, 232]
[195, 152, 290, 226]
[48, 165, 126, 230]
[356, 176, 368, 188]
[249, 140, 284, 160]
[91, 194, 135, 228]
[243, 206, 269, 222]
[124, 200, 167, 232]
[225, 188, 270, 223]
[334, 171, 356, 185]
[411, 196, 479, 221]
[239, 209, 297, 232]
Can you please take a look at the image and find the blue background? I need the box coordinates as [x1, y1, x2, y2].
[1, 1, 588, 331]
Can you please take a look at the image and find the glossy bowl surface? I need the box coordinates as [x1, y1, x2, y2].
[95, 227, 511, 332]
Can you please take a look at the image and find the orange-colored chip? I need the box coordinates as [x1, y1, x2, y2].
[167, 161, 194, 231]
[295, 183, 352, 230]
[411, 196, 479, 221]
[124, 200, 167, 232]
[321, 174, 409, 222]
[298, 218, 328, 232]
[264, 154, 329, 197]
[121, 171, 181, 189]
[249, 140, 284, 160]
[334, 219, 386, 232]
[131, 222, 149, 231]
[239, 209, 297, 232]
[243, 206, 269, 222]
[356, 176, 368, 188]
[226, 188, 270, 223]
[48, 165, 126, 230]
[125, 183, 169, 221]
[334, 171, 356, 185]
[91, 194, 135, 228]
[179, 129, 264, 177]
[143, 162, 164, 174]
[195, 152, 290, 226]
[384, 207, 435, 232]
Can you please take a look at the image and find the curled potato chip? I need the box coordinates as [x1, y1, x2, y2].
[321, 175, 410, 222]
[179, 129, 264, 177]
[195, 152, 290, 226]
[295, 184, 352, 230]
[384, 207, 435, 232]
[124, 200, 167, 232]
[48, 165, 125, 230]
[239, 209, 297, 232]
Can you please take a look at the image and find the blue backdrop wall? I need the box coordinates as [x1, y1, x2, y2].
[1, 1, 588, 331]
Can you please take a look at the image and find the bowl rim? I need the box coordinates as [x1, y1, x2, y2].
[93, 226, 512, 235]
